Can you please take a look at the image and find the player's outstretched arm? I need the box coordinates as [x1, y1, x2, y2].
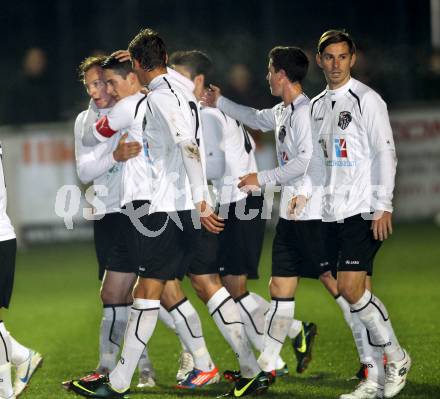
[178, 139, 224, 234]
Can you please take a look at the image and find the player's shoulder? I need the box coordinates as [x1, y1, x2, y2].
[74, 110, 87, 136]
[201, 106, 227, 122]
[310, 89, 327, 114]
[349, 79, 386, 112]
[74, 110, 87, 126]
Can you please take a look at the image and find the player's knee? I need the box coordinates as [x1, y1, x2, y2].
[100, 286, 117, 304]
[338, 284, 362, 304]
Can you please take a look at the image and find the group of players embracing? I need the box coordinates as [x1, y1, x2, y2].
[63, 27, 410, 399]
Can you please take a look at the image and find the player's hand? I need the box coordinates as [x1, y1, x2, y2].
[238, 173, 260, 193]
[196, 200, 224, 234]
[112, 50, 131, 62]
[287, 195, 308, 220]
[371, 211, 393, 241]
[201, 84, 221, 108]
[113, 133, 142, 162]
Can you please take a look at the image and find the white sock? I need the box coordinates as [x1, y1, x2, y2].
[0, 363, 13, 398]
[158, 304, 176, 331]
[350, 290, 404, 363]
[159, 304, 188, 352]
[8, 334, 30, 366]
[335, 295, 353, 329]
[98, 304, 130, 372]
[0, 322, 13, 398]
[109, 299, 160, 392]
[208, 288, 260, 378]
[238, 292, 286, 369]
[236, 292, 265, 350]
[258, 298, 294, 372]
[169, 298, 214, 372]
[287, 319, 303, 339]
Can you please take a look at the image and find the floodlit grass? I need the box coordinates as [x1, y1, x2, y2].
[4, 222, 440, 398]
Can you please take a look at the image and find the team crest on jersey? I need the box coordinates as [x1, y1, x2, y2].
[278, 126, 286, 143]
[338, 111, 352, 130]
[318, 138, 328, 158]
[334, 138, 348, 158]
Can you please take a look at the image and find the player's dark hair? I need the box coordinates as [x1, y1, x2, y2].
[317, 30, 356, 54]
[168, 50, 214, 87]
[268, 46, 309, 84]
[128, 28, 167, 71]
[101, 55, 133, 79]
[78, 55, 107, 81]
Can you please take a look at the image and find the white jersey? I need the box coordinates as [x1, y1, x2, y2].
[309, 78, 396, 222]
[201, 106, 258, 204]
[217, 94, 316, 220]
[74, 107, 121, 215]
[145, 73, 206, 213]
[93, 92, 153, 207]
[0, 143, 16, 241]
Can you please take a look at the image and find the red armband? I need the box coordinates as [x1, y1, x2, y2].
[95, 116, 117, 138]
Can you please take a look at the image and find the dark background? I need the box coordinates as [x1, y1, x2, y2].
[0, 0, 438, 125]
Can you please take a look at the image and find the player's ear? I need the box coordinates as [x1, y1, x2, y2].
[316, 53, 322, 68]
[194, 74, 204, 88]
[350, 52, 356, 68]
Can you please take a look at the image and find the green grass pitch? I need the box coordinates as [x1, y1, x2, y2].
[4, 222, 440, 398]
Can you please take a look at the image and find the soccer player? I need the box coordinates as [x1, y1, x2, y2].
[166, 51, 271, 395]
[0, 143, 43, 399]
[202, 46, 358, 380]
[293, 30, 410, 398]
[68, 55, 158, 389]
[169, 50, 292, 377]
[70, 29, 224, 398]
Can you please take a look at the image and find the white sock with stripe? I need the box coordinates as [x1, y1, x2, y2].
[169, 298, 214, 372]
[208, 288, 260, 378]
[350, 290, 404, 363]
[258, 298, 295, 372]
[109, 299, 160, 392]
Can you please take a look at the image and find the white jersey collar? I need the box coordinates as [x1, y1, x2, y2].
[148, 73, 168, 91]
[166, 67, 195, 93]
[326, 77, 354, 100]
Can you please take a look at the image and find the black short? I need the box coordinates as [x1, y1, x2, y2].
[187, 228, 219, 277]
[106, 202, 148, 276]
[217, 195, 266, 279]
[94, 212, 131, 280]
[272, 218, 331, 279]
[325, 214, 381, 275]
[0, 238, 16, 309]
[136, 210, 200, 281]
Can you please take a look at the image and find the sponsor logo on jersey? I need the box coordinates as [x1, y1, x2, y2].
[334, 138, 348, 158]
[278, 125, 286, 143]
[338, 111, 352, 130]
